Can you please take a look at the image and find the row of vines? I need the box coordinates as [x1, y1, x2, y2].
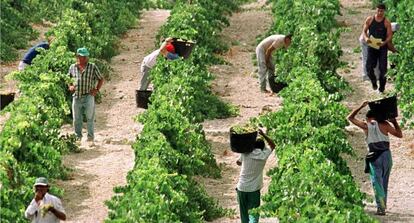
[252, 0, 377, 221]
[0, 0, 162, 62]
[382, 0, 414, 128]
[0, 1, 145, 222]
[0, 0, 54, 62]
[104, 0, 244, 222]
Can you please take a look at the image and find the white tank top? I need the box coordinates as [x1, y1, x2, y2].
[366, 120, 389, 151]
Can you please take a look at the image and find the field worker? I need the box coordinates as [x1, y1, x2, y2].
[256, 34, 292, 94]
[359, 22, 399, 81]
[362, 3, 393, 93]
[347, 101, 402, 215]
[139, 37, 179, 90]
[25, 177, 66, 222]
[68, 47, 104, 144]
[236, 129, 276, 223]
[18, 36, 54, 71]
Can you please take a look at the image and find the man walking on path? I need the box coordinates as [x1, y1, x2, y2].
[139, 37, 179, 90]
[347, 101, 402, 215]
[359, 22, 399, 81]
[362, 3, 393, 93]
[68, 47, 104, 144]
[25, 177, 66, 222]
[236, 129, 276, 223]
[256, 34, 291, 94]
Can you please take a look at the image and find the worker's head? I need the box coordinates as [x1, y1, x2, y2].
[376, 3, 386, 18]
[255, 138, 265, 150]
[366, 110, 386, 123]
[34, 177, 50, 195]
[284, 34, 293, 48]
[366, 110, 376, 121]
[166, 43, 175, 53]
[76, 47, 89, 65]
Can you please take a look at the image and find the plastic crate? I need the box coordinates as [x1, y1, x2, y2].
[368, 95, 398, 120]
[172, 38, 195, 59]
[136, 90, 152, 109]
[1, 93, 15, 110]
[230, 128, 257, 153]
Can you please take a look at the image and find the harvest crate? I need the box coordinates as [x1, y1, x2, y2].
[0, 93, 15, 110]
[172, 38, 195, 59]
[230, 127, 257, 153]
[135, 90, 152, 109]
[368, 95, 398, 120]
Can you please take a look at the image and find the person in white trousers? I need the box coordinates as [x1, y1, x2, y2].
[256, 34, 292, 94]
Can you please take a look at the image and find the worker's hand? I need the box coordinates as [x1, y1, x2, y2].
[266, 62, 272, 69]
[164, 37, 173, 43]
[361, 101, 369, 107]
[40, 204, 54, 217]
[388, 118, 397, 123]
[69, 85, 76, 92]
[258, 128, 265, 136]
[49, 206, 57, 213]
[35, 190, 44, 203]
[379, 42, 386, 47]
[90, 88, 99, 96]
[236, 160, 242, 166]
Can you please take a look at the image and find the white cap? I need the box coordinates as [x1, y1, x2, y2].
[34, 177, 49, 186]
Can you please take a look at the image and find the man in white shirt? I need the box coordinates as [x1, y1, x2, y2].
[25, 177, 66, 223]
[139, 37, 179, 90]
[236, 129, 276, 223]
[256, 34, 292, 94]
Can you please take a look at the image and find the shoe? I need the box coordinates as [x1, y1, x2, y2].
[375, 208, 386, 216]
[87, 138, 95, 147]
[261, 89, 271, 94]
[372, 82, 378, 90]
[378, 87, 385, 93]
[75, 137, 82, 146]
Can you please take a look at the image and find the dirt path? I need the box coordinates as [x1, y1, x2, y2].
[199, 1, 280, 222]
[337, 1, 414, 222]
[56, 10, 170, 222]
